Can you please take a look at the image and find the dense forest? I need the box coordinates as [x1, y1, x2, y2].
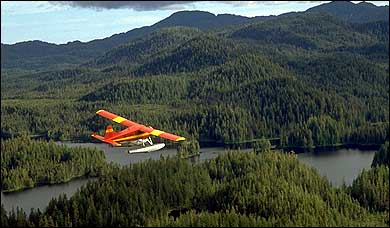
[347, 141, 389, 220]
[1, 145, 389, 227]
[372, 141, 390, 167]
[1, 2, 389, 227]
[1, 136, 107, 192]
[1, 12, 388, 150]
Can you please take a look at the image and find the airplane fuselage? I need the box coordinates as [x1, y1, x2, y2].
[112, 131, 151, 143]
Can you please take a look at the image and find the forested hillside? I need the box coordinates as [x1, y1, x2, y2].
[372, 141, 390, 168]
[87, 27, 203, 69]
[347, 141, 389, 222]
[1, 11, 389, 149]
[0, 10, 255, 70]
[1, 2, 389, 226]
[1, 151, 388, 227]
[307, 1, 389, 23]
[2, 1, 387, 70]
[1, 136, 107, 192]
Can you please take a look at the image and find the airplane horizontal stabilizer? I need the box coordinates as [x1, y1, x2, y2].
[91, 133, 122, 146]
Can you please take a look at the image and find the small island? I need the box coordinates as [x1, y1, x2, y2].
[177, 139, 201, 159]
[1, 136, 108, 193]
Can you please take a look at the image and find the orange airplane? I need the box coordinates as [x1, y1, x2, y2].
[91, 110, 185, 153]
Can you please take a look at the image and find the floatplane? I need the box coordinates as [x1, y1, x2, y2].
[91, 110, 185, 153]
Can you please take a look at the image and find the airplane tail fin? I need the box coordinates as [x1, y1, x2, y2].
[91, 133, 121, 146]
[104, 125, 117, 139]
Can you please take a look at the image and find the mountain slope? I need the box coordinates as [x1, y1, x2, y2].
[88, 27, 203, 69]
[152, 11, 253, 30]
[0, 11, 255, 70]
[2, 1, 388, 70]
[1, 8, 388, 148]
[133, 34, 243, 76]
[306, 1, 389, 23]
[229, 12, 377, 50]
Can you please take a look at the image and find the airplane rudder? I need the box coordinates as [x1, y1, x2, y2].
[105, 125, 114, 132]
[104, 125, 116, 138]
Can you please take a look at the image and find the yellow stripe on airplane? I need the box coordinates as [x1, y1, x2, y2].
[113, 132, 150, 142]
[112, 116, 126, 123]
[150, 130, 164, 136]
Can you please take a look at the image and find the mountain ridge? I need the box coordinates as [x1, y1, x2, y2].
[1, 1, 388, 70]
[307, 1, 389, 23]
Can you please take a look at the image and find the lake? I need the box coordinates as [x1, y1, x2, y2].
[1, 143, 376, 213]
[1, 177, 95, 214]
[297, 148, 376, 187]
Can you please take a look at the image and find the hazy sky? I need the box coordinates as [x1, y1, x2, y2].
[1, 1, 388, 44]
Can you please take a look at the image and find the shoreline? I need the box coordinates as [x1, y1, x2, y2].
[198, 140, 382, 152]
[1, 174, 98, 194]
[58, 140, 382, 154]
[279, 143, 381, 153]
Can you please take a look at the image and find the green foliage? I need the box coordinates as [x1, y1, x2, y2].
[1, 136, 107, 192]
[2, 151, 388, 227]
[89, 27, 202, 69]
[1, 205, 8, 227]
[177, 139, 200, 158]
[2, 11, 388, 149]
[231, 13, 375, 50]
[307, 1, 389, 23]
[346, 141, 390, 225]
[134, 34, 243, 76]
[1, 8, 389, 227]
[80, 75, 190, 105]
[349, 166, 389, 213]
[253, 138, 271, 154]
[372, 141, 389, 167]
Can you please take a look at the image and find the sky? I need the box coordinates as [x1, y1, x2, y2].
[1, 1, 388, 45]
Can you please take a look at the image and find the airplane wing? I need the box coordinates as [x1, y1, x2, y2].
[96, 110, 185, 142]
[140, 127, 186, 142]
[96, 110, 137, 127]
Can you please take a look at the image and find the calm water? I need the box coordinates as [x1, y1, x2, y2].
[1, 177, 96, 213]
[297, 148, 376, 187]
[1, 143, 376, 213]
